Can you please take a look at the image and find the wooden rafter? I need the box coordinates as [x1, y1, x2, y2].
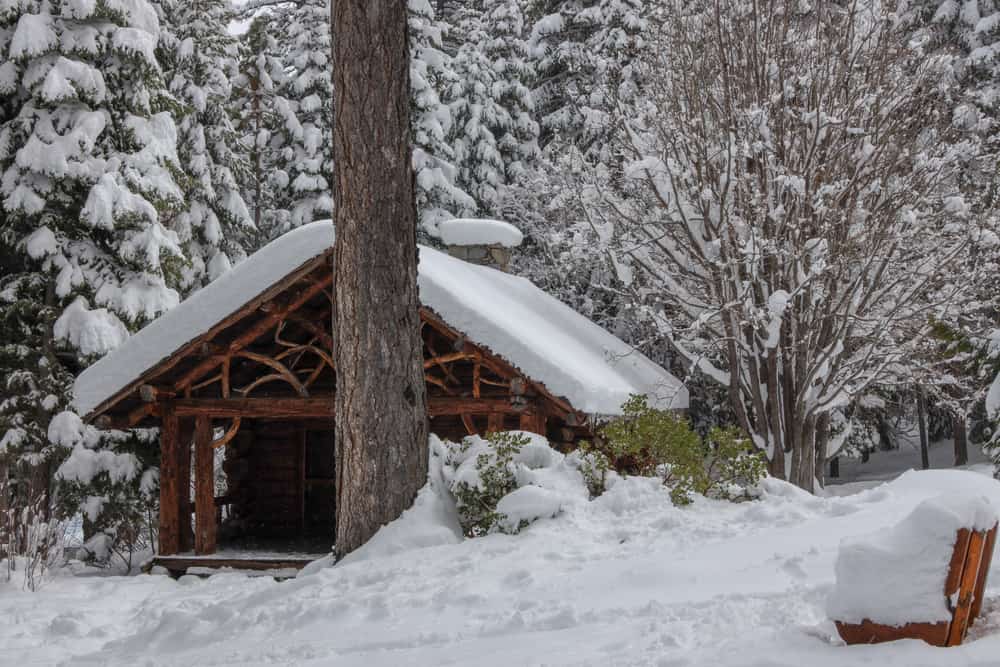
[420, 309, 584, 423]
[424, 373, 456, 395]
[173, 273, 332, 392]
[234, 350, 308, 397]
[422, 351, 476, 368]
[423, 336, 460, 387]
[211, 417, 242, 449]
[287, 312, 334, 349]
[461, 413, 476, 435]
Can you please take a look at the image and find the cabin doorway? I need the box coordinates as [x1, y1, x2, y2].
[219, 420, 335, 554]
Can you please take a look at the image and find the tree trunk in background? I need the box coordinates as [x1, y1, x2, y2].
[813, 412, 831, 488]
[953, 413, 969, 467]
[0, 457, 8, 558]
[331, 0, 428, 556]
[917, 390, 930, 470]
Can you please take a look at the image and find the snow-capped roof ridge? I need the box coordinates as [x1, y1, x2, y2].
[73, 221, 687, 417]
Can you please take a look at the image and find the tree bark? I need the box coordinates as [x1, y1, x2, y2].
[332, 0, 429, 556]
[953, 413, 969, 467]
[0, 456, 8, 558]
[814, 412, 831, 489]
[917, 389, 930, 470]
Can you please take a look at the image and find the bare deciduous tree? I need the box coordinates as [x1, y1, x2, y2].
[596, 0, 993, 491]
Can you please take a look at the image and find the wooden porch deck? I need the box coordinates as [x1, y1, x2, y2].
[150, 550, 328, 578]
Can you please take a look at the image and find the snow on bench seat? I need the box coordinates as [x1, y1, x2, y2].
[73, 220, 687, 418]
[828, 494, 998, 646]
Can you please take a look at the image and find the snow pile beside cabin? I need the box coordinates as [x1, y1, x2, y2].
[438, 218, 524, 247]
[439, 431, 589, 532]
[73, 220, 687, 417]
[827, 494, 997, 626]
[340, 433, 590, 562]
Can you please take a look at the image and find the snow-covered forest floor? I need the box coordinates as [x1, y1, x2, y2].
[833, 439, 991, 486]
[4, 467, 1000, 666]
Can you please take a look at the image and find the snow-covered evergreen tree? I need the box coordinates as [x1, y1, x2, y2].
[448, 0, 539, 216]
[282, 0, 333, 232]
[527, 0, 647, 161]
[0, 0, 184, 555]
[409, 0, 476, 234]
[158, 0, 253, 288]
[232, 13, 291, 244]
[270, 0, 334, 234]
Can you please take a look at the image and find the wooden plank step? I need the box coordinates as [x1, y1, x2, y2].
[150, 554, 324, 578]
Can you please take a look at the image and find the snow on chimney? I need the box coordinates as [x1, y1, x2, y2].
[438, 218, 524, 272]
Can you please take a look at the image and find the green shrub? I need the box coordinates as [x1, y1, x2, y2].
[445, 431, 531, 537]
[584, 395, 766, 504]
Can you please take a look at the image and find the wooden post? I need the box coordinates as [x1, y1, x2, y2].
[158, 403, 180, 556]
[519, 411, 547, 436]
[178, 419, 194, 552]
[487, 412, 503, 433]
[297, 429, 306, 537]
[194, 415, 217, 555]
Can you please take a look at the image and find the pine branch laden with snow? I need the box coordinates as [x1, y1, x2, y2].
[267, 0, 334, 235]
[157, 0, 253, 289]
[231, 13, 294, 243]
[595, 0, 995, 491]
[0, 0, 185, 329]
[528, 0, 647, 159]
[409, 0, 477, 235]
[446, 0, 540, 217]
[0, 0, 186, 557]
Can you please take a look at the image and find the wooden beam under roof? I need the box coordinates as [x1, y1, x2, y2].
[141, 396, 542, 420]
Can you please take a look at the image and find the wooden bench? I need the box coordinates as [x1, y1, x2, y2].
[835, 521, 997, 647]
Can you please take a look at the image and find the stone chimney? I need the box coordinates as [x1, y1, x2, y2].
[438, 218, 524, 272]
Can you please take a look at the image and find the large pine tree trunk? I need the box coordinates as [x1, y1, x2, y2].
[332, 0, 429, 556]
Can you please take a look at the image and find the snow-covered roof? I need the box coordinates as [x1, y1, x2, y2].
[74, 221, 687, 418]
[438, 218, 524, 248]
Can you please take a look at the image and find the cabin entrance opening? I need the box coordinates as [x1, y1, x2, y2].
[216, 420, 336, 555]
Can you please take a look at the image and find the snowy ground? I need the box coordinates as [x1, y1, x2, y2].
[831, 437, 991, 487]
[5, 468, 1000, 666]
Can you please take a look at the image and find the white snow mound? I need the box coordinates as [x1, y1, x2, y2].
[826, 493, 997, 626]
[335, 436, 463, 566]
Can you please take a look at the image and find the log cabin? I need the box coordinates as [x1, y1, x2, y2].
[73, 221, 687, 574]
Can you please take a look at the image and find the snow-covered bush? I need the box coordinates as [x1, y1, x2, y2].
[442, 430, 573, 536]
[443, 430, 530, 536]
[585, 395, 766, 504]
